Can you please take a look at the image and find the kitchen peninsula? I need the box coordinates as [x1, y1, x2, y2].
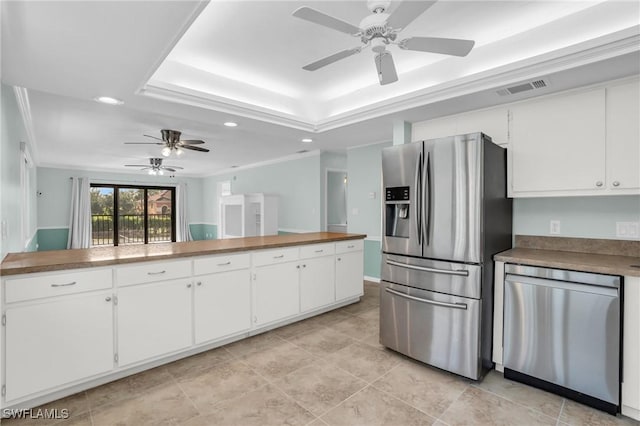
[0, 232, 366, 411]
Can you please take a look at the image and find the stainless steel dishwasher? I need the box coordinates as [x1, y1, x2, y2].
[503, 264, 621, 415]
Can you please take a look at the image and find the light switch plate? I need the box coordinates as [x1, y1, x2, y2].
[549, 220, 561, 235]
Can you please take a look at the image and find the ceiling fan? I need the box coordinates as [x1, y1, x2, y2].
[292, 0, 475, 85]
[125, 129, 210, 157]
[124, 158, 183, 176]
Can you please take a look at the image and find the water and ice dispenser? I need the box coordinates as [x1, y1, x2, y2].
[384, 186, 410, 238]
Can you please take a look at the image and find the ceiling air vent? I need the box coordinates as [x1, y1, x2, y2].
[497, 78, 550, 96]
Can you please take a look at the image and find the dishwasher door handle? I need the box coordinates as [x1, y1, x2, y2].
[505, 274, 619, 298]
[385, 287, 467, 310]
[386, 259, 469, 276]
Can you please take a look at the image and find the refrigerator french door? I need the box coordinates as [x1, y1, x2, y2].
[382, 135, 483, 264]
[380, 132, 512, 381]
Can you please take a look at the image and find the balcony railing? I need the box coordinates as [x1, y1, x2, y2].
[91, 214, 172, 246]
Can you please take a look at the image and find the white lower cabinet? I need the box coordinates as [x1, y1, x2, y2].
[117, 279, 192, 366]
[194, 270, 251, 344]
[4, 292, 114, 402]
[335, 250, 364, 301]
[253, 261, 300, 326]
[300, 255, 335, 312]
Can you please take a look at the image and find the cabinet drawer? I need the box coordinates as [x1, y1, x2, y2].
[193, 253, 250, 275]
[335, 240, 364, 254]
[5, 269, 113, 303]
[300, 243, 335, 259]
[116, 259, 191, 287]
[253, 247, 299, 266]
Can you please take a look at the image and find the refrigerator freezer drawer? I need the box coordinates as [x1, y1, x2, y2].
[382, 254, 482, 299]
[380, 281, 482, 380]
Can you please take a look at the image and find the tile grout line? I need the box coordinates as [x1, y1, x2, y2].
[435, 381, 470, 424]
[312, 382, 374, 422]
[556, 398, 566, 426]
[470, 382, 561, 423]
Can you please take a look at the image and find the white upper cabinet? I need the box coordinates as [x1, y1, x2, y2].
[606, 80, 640, 192]
[412, 107, 508, 146]
[510, 88, 606, 195]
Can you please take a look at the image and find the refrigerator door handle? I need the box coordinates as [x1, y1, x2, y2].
[386, 259, 470, 276]
[385, 287, 468, 310]
[423, 151, 431, 246]
[415, 151, 422, 245]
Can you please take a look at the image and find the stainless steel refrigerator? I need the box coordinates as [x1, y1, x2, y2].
[380, 132, 512, 380]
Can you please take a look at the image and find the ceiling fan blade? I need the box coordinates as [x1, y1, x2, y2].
[400, 36, 475, 57]
[386, 1, 437, 31]
[292, 7, 360, 36]
[303, 47, 362, 71]
[161, 166, 184, 170]
[181, 145, 210, 153]
[124, 164, 150, 167]
[178, 139, 205, 145]
[124, 142, 164, 145]
[375, 51, 398, 85]
[143, 134, 164, 141]
[162, 167, 177, 172]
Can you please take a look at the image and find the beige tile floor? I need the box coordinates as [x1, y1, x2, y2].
[3, 281, 639, 426]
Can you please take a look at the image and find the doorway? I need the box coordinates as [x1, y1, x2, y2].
[325, 170, 348, 233]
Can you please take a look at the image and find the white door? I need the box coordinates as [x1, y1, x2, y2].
[253, 262, 299, 326]
[117, 279, 192, 366]
[194, 270, 251, 344]
[5, 292, 114, 402]
[510, 89, 606, 193]
[335, 251, 364, 301]
[300, 256, 335, 312]
[606, 81, 640, 191]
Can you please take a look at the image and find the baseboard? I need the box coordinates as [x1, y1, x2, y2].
[364, 275, 380, 283]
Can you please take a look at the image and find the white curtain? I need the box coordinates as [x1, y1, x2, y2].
[176, 183, 192, 242]
[67, 177, 92, 249]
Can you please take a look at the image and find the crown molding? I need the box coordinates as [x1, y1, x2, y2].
[138, 26, 639, 134]
[13, 86, 39, 165]
[206, 149, 321, 177]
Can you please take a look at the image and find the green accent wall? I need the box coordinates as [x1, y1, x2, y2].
[189, 224, 217, 240]
[364, 239, 382, 279]
[37, 228, 69, 251]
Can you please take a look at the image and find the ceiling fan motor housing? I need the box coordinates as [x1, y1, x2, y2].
[367, 0, 390, 13]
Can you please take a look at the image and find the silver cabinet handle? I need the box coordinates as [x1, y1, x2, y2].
[196, 281, 202, 286]
[273, 255, 284, 259]
[217, 261, 231, 266]
[187, 283, 192, 288]
[347, 245, 355, 248]
[105, 296, 112, 302]
[386, 259, 469, 276]
[385, 288, 467, 310]
[337, 257, 342, 261]
[51, 281, 77, 287]
[596, 181, 603, 187]
[147, 270, 166, 276]
[302, 264, 306, 268]
[613, 181, 620, 187]
[314, 249, 324, 253]
[296, 265, 300, 269]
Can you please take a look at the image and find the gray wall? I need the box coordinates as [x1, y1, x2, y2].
[320, 151, 347, 230]
[327, 171, 347, 225]
[202, 153, 322, 232]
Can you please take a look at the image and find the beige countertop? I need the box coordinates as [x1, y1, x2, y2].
[495, 235, 640, 277]
[0, 232, 366, 276]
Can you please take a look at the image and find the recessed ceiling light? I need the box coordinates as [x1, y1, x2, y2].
[95, 96, 123, 105]
[224, 122, 238, 127]
[301, 138, 313, 143]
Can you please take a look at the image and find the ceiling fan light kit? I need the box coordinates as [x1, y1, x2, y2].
[292, 0, 475, 85]
[124, 129, 210, 157]
[125, 157, 184, 175]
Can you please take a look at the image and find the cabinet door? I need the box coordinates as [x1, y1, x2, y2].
[606, 81, 640, 191]
[117, 279, 192, 366]
[5, 292, 114, 402]
[300, 256, 335, 312]
[194, 270, 251, 344]
[510, 89, 606, 194]
[253, 262, 299, 326]
[335, 251, 364, 301]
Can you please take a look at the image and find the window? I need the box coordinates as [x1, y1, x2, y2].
[90, 184, 176, 246]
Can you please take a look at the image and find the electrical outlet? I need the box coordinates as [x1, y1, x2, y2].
[549, 220, 561, 235]
[617, 222, 640, 239]
[368, 192, 376, 199]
